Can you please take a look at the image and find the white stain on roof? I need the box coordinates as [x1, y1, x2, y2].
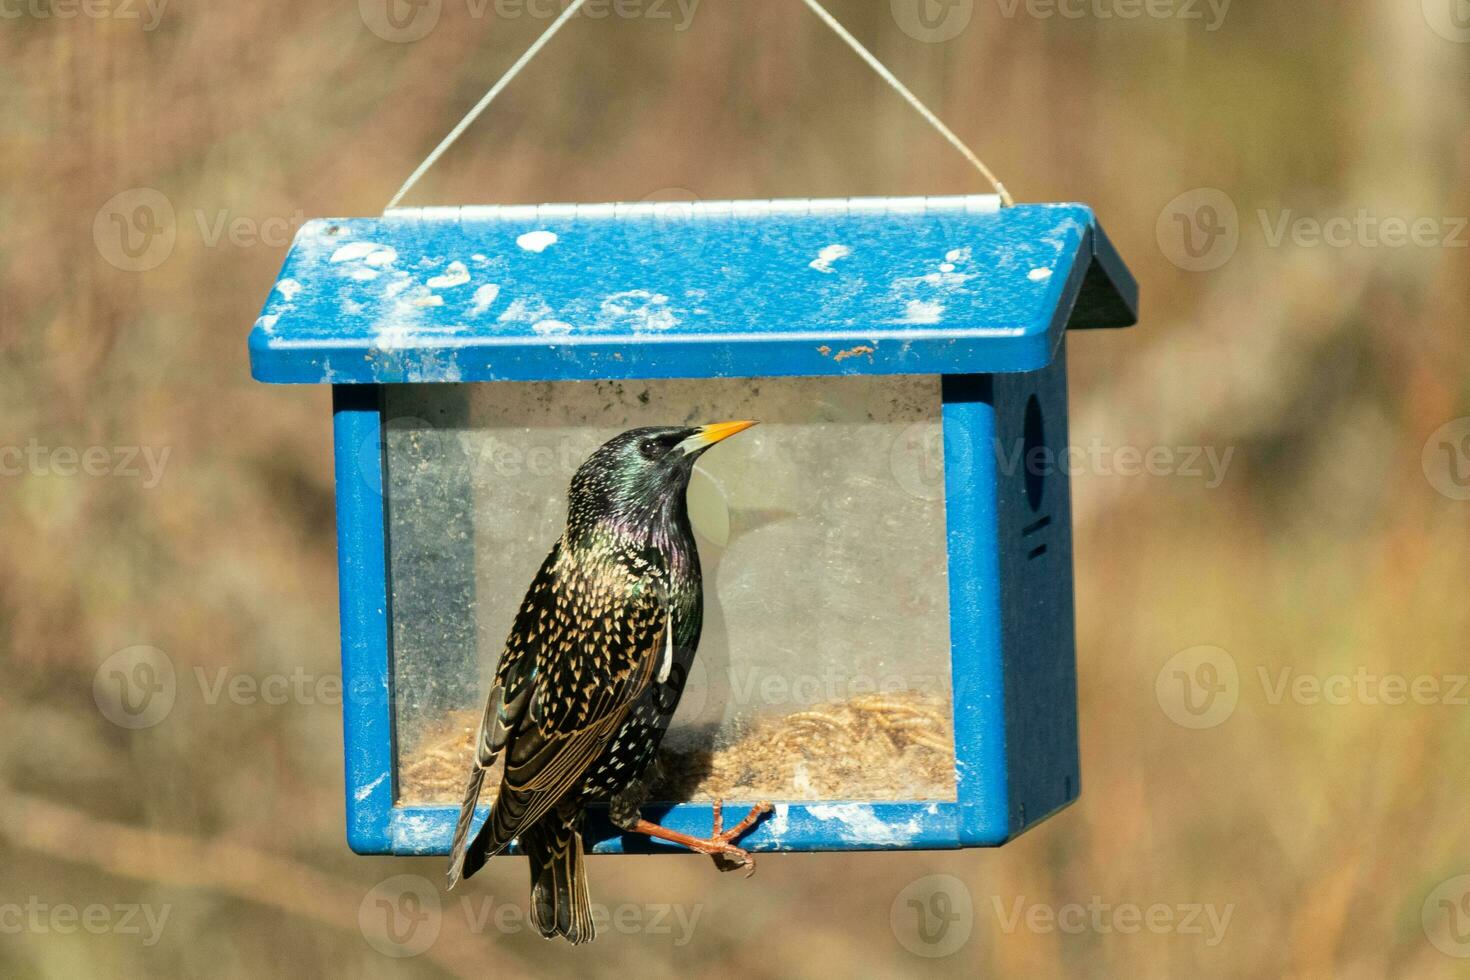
[412, 293, 444, 307]
[348, 268, 379, 281]
[354, 772, 387, 802]
[600, 290, 677, 332]
[329, 241, 397, 267]
[532, 319, 574, 335]
[1028, 267, 1053, 282]
[809, 243, 851, 273]
[427, 260, 470, 289]
[902, 299, 944, 323]
[329, 241, 377, 263]
[469, 283, 501, 316]
[805, 803, 926, 845]
[889, 247, 975, 322]
[274, 278, 302, 301]
[516, 230, 559, 253]
[499, 296, 554, 324]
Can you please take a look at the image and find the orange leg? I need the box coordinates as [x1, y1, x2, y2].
[629, 800, 773, 875]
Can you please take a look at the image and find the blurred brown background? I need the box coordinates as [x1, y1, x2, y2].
[3, 0, 1469, 976]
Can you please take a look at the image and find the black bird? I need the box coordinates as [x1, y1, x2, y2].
[446, 421, 770, 944]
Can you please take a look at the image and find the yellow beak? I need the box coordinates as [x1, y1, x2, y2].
[680, 420, 758, 454]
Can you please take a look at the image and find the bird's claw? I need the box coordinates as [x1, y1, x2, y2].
[706, 800, 772, 876]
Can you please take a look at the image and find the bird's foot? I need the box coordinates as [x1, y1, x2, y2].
[708, 799, 774, 875]
[627, 800, 772, 877]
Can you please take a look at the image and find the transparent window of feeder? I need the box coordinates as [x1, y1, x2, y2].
[384, 377, 956, 805]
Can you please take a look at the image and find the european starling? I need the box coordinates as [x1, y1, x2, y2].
[446, 421, 771, 944]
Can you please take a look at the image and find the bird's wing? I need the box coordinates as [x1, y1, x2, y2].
[451, 544, 669, 880]
[447, 543, 561, 886]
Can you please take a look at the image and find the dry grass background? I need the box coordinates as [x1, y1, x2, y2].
[2, 1, 1469, 977]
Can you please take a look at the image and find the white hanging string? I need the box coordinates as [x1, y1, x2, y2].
[796, 0, 1013, 207]
[385, 0, 1014, 212]
[385, 0, 589, 212]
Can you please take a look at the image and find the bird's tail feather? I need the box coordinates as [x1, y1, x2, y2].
[446, 767, 486, 889]
[523, 816, 594, 944]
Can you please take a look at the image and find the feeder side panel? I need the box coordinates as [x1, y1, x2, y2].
[332, 385, 396, 853]
[941, 374, 1009, 845]
[996, 343, 1081, 837]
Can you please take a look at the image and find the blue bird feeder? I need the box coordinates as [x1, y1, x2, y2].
[249, 194, 1137, 856]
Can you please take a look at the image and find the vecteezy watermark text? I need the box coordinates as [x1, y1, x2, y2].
[991, 0, 1230, 31]
[995, 436, 1235, 488]
[358, 0, 700, 44]
[0, 0, 166, 30]
[992, 896, 1234, 946]
[93, 647, 344, 730]
[0, 898, 170, 946]
[1157, 646, 1470, 730]
[357, 875, 701, 956]
[1158, 188, 1469, 271]
[0, 440, 170, 488]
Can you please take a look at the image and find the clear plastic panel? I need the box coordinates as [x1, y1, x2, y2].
[385, 376, 955, 804]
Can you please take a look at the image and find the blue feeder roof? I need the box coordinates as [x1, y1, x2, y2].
[248, 196, 1136, 384]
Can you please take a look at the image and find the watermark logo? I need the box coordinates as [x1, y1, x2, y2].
[360, 875, 442, 958]
[460, 896, 702, 943]
[891, 0, 974, 43]
[0, 440, 171, 488]
[93, 646, 177, 730]
[361, 0, 699, 42]
[891, 874, 975, 957]
[1423, 418, 1470, 501]
[890, 421, 946, 501]
[1424, 875, 1470, 957]
[1423, 0, 1470, 43]
[1258, 667, 1468, 708]
[94, 648, 345, 728]
[1157, 188, 1239, 272]
[991, 0, 1231, 31]
[1156, 646, 1238, 729]
[0, 0, 168, 30]
[0, 898, 171, 946]
[94, 188, 308, 272]
[993, 895, 1233, 946]
[94, 188, 176, 273]
[1160, 188, 1469, 271]
[360, 0, 442, 41]
[621, 187, 714, 268]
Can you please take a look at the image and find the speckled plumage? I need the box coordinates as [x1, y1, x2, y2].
[446, 422, 751, 944]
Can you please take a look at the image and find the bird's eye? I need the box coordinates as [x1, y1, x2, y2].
[638, 439, 661, 460]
